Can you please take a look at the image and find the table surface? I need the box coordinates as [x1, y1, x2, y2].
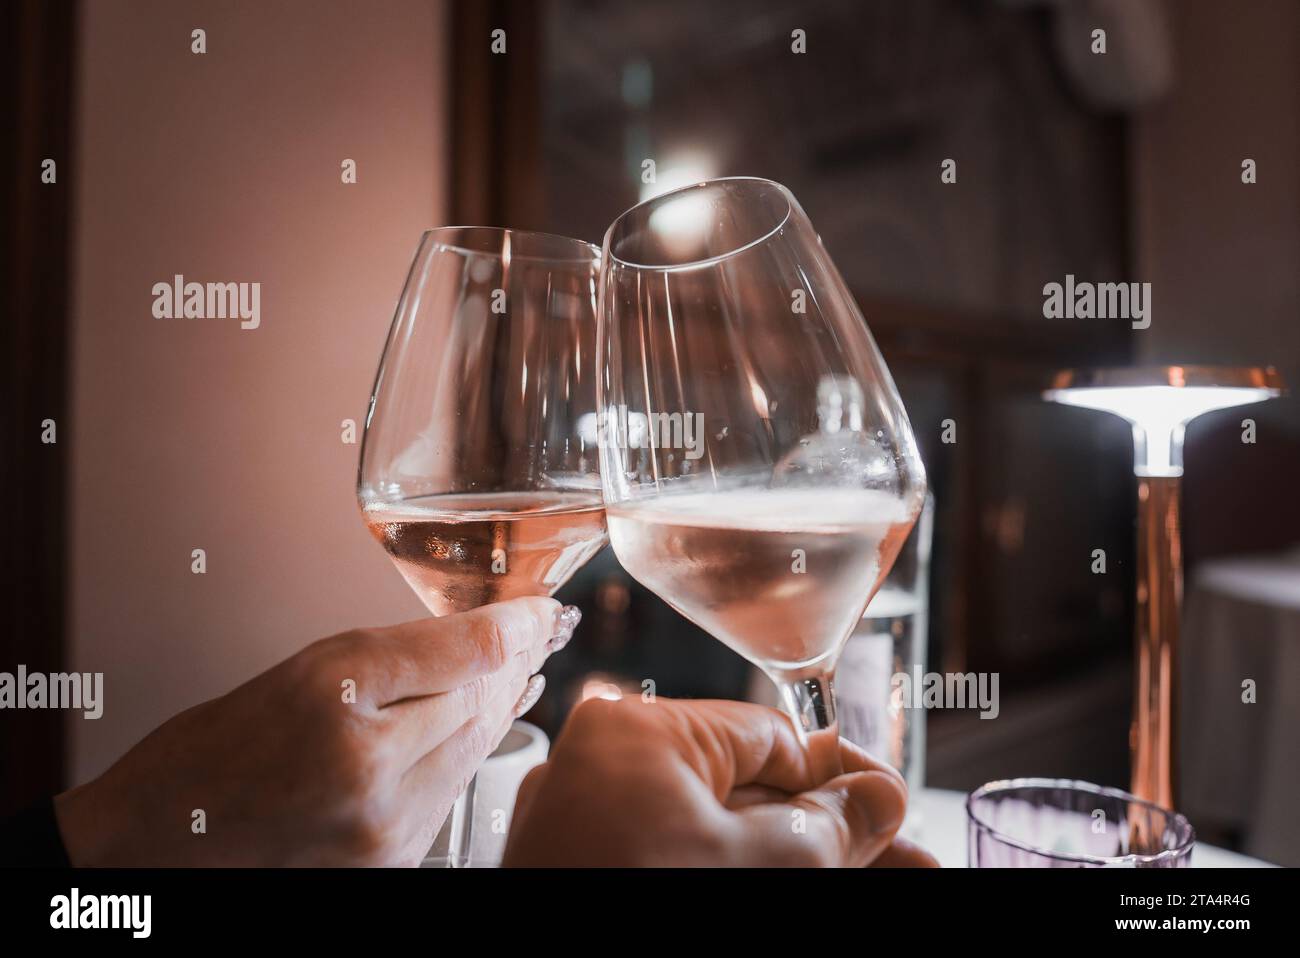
[1195, 548, 1300, 611]
[913, 788, 1274, 868]
[1181, 553, 1300, 865]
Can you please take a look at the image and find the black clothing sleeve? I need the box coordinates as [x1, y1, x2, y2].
[0, 797, 72, 867]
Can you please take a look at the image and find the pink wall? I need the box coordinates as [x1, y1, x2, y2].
[70, 0, 445, 780]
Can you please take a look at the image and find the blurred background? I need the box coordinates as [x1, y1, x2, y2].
[3, 0, 1297, 862]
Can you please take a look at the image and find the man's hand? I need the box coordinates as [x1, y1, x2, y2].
[503, 696, 939, 867]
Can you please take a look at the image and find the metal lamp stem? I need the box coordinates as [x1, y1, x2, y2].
[1132, 475, 1182, 809]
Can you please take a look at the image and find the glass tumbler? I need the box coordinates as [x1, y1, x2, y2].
[968, 778, 1195, 867]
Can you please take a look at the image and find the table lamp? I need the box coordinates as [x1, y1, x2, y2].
[1044, 365, 1284, 808]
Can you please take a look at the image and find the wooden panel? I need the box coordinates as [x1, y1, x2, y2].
[0, 0, 76, 813]
[448, 0, 544, 229]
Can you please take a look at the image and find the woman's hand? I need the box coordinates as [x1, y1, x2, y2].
[54, 597, 579, 867]
[504, 696, 938, 867]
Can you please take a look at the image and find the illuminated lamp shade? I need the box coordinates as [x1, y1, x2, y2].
[1044, 366, 1284, 477]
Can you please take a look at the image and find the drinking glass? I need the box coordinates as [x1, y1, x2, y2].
[596, 177, 927, 777]
[840, 493, 934, 802]
[968, 778, 1195, 867]
[359, 227, 606, 867]
[422, 720, 550, 868]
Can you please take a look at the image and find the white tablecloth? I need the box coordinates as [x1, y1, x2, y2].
[912, 788, 1272, 867]
[1180, 549, 1300, 866]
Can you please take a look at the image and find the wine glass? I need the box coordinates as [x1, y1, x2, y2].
[358, 227, 606, 867]
[595, 177, 926, 778]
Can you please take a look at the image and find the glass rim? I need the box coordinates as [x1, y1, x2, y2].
[420, 225, 600, 264]
[966, 777, 1196, 866]
[602, 176, 796, 273]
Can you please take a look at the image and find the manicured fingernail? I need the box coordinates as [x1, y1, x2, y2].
[514, 674, 546, 717]
[546, 605, 582, 653]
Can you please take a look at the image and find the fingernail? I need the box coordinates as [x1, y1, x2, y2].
[514, 674, 546, 717]
[546, 605, 582, 654]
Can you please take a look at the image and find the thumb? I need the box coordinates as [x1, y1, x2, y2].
[731, 770, 907, 867]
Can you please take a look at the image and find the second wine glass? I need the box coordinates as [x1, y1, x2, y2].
[359, 227, 606, 866]
[596, 178, 927, 777]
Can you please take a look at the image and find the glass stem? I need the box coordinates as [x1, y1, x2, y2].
[777, 670, 843, 781]
[445, 774, 476, 868]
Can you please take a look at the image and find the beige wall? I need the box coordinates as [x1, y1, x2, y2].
[70, 0, 444, 781]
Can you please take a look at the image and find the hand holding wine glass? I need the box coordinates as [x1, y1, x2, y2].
[504, 696, 937, 867]
[53, 599, 576, 867]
